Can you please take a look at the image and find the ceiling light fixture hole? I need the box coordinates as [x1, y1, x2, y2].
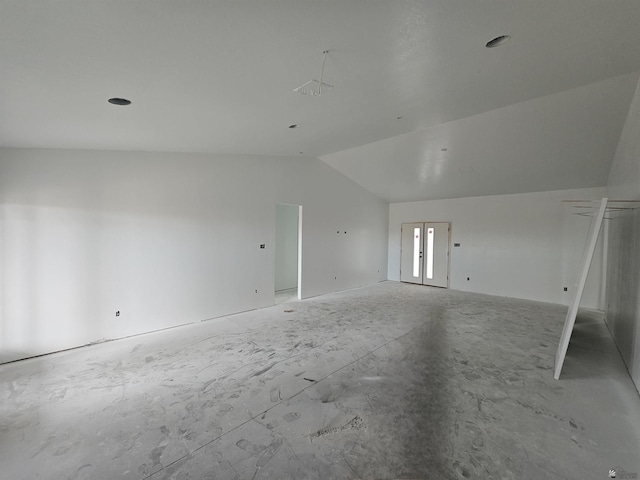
[108, 97, 131, 106]
[485, 35, 511, 48]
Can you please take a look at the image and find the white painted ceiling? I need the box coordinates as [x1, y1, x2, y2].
[2, 1, 640, 202]
[321, 73, 640, 203]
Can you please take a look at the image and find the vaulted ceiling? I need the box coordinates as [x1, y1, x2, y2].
[2, 1, 640, 202]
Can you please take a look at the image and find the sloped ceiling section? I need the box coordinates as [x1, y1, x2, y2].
[321, 73, 640, 203]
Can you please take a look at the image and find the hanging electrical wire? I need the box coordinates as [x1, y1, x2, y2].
[293, 50, 333, 96]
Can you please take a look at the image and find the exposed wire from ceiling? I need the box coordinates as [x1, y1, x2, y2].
[293, 50, 333, 96]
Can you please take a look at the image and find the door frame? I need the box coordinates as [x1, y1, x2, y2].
[274, 203, 303, 301]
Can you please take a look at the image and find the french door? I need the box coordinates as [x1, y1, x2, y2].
[400, 222, 450, 287]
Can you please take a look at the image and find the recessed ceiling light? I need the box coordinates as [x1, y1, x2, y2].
[108, 97, 131, 106]
[288, 124, 298, 129]
[485, 35, 511, 48]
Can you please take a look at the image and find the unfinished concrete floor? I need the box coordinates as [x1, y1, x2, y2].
[1, 282, 639, 480]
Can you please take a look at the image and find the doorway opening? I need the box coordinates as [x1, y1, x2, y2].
[400, 222, 450, 287]
[275, 204, 302, 304]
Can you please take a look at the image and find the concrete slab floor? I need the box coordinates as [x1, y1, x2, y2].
[1, 281, 639, 480]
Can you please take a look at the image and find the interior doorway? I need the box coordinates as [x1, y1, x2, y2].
[400, 222, 450, 287]
[275, 204, 302, 304]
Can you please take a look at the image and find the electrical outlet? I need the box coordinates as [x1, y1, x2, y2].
[255, 289, 258, 293]
[563, 287, 568, 292]
[115, 311, 120, 317]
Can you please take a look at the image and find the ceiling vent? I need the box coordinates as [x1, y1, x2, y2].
[485, 35, 511, 48]
[108, 97, 131, 106]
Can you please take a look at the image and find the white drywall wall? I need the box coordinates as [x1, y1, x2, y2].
[606, 75, 640, 393]
[0, 148, 388, 362]
[275, 204, 298, 291]
[389, 187, 606, 308]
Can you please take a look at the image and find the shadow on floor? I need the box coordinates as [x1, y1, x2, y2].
[558, 310, 628, 381]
